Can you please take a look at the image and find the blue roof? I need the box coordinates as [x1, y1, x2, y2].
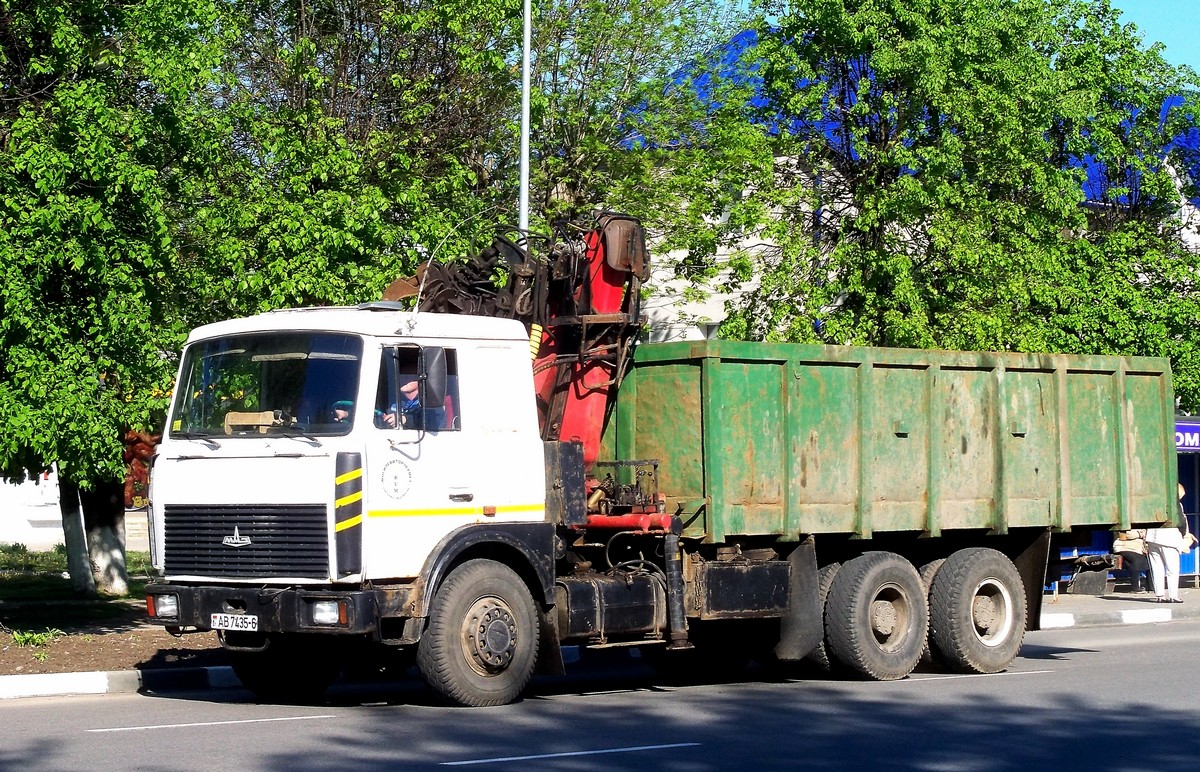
[650, 29, 1200, 209]
[1077, 94, 1200, 208]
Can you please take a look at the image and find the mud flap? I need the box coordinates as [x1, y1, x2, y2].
[1013, 528, 1052, 631]
[536, 605, 566, 676]
[773, 537, 822, 661]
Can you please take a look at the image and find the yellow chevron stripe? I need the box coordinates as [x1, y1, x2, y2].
[335, 514, 362, 532]
[335, 490, 363, 508]
[529, 324, 543, 359]
[335, 467, 363, 485]
[370, 503, 546, 518]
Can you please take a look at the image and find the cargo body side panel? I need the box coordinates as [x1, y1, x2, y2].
[610, 360, 708, 534]
[703, 358, 788, 542]
[604, 342, 1175, 541]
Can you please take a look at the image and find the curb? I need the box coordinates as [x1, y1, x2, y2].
[0, 665, 238, 700]
[1042, 607, 1175, 629]
[1040, 601, 1200, 629]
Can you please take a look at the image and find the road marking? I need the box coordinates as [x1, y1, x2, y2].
[909, 670, 1054, 682]
[440, 742, 702, 766]
[87, 715, 337, 733]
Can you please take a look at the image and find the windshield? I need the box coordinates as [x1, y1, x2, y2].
[168, 332, 364, 438]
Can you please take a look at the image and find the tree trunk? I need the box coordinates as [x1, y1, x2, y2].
[57, 479, 97, 598]
[80, 479, 128, 596]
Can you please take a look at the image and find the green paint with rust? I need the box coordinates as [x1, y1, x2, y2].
[601, 340, 1176, 543]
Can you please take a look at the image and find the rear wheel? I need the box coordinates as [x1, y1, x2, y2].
[825, 552, 927, 681]
[928, 548, 1026, 674]
[417, 559, 539, 707]
[919, 559, 945, 594]
[917, 559, 946, 666]
[805, 562, 842, 670]
[229, 635, 341, 703]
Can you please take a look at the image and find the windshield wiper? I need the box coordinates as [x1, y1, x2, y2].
[270, 427, 323, 446]
[172, 432, 221, 449]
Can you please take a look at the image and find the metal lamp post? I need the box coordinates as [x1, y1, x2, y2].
[519, 0, 531, 237]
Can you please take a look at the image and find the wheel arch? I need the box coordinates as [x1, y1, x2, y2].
[413, 522, 557, 618]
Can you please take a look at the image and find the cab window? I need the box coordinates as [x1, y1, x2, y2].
[375, 346, 460, 431]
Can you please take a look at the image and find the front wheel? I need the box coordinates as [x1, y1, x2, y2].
[928, 548, 1026, 674]
[417, 559, 539, 707]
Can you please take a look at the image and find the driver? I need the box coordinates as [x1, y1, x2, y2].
[331, 400, 354, 423]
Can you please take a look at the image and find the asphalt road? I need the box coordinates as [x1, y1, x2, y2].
[3, 621, 1200, 771]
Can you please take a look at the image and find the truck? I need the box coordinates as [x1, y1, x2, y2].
[145, 214, 1179, 706]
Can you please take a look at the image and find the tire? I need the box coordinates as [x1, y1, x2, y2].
[928, 547, 1026, 674]
[825, 552, 928, 681]
[804, 562, 842, 671]
[417, 559, 539, 707]
[917, 559, 945, 666]
[230, 635, 341, 703]
[919, 559, 945, 594]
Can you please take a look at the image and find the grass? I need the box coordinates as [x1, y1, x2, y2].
[0, 542, 69, 574]
[1, 545, 152, 634]
[12, 628, 64, 647]
[0, 543, 152, 601]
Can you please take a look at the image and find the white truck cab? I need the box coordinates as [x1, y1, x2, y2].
[148, 306, 552, 647]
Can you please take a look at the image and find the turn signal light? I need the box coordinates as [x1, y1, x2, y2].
[148, 594, 178, 619]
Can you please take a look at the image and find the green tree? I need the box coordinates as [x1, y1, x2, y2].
[189, 0, 760, 314]
[1037, 0, 1200, 408]
[180, 0, 525, 324]
[716, 0, 1200, 407]
[521, 0, 763, 257]
[0, 0, 225, 593]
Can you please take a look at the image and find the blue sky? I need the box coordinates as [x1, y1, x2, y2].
[1109, 0, 1199, 72]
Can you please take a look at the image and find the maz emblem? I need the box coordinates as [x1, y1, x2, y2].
[222, 526, 251, 547]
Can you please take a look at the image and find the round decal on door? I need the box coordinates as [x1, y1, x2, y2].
[381, 459, 413, 500]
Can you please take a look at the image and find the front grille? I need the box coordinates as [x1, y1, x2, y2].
[163, 504, 329, 579]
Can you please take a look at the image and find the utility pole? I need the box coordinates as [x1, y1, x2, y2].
[519, 0, 531, 237]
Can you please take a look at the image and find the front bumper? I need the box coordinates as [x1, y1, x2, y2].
[145, 583, 402, 636]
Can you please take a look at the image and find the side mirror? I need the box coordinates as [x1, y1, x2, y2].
[423, 347, 447, 406]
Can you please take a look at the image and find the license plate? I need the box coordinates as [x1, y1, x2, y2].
[211, 612, 258, 632]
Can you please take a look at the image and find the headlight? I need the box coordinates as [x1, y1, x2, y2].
[149, 593, 178, 618]
[311, 600, 345, 625]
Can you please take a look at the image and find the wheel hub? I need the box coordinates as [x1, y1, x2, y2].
[970, 578, 1015, 647]
[871, 599, 898, 636]
[973, 595, 998, 632]
[464, 599, 518, 673]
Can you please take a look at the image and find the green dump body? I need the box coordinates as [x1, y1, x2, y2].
[604, 341, 1176, 543]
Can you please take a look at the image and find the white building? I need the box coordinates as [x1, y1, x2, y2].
[0, 471, 63, 551]
[0, 471, 149, 552]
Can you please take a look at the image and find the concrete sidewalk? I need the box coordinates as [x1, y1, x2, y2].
[1039, 585, 1200, 628]
[3, 587, 1197, 701]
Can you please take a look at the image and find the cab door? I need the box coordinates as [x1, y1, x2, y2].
[361, 344, 480, 578]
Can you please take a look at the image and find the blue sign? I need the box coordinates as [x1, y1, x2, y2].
[1177, 421, 1200, 452]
